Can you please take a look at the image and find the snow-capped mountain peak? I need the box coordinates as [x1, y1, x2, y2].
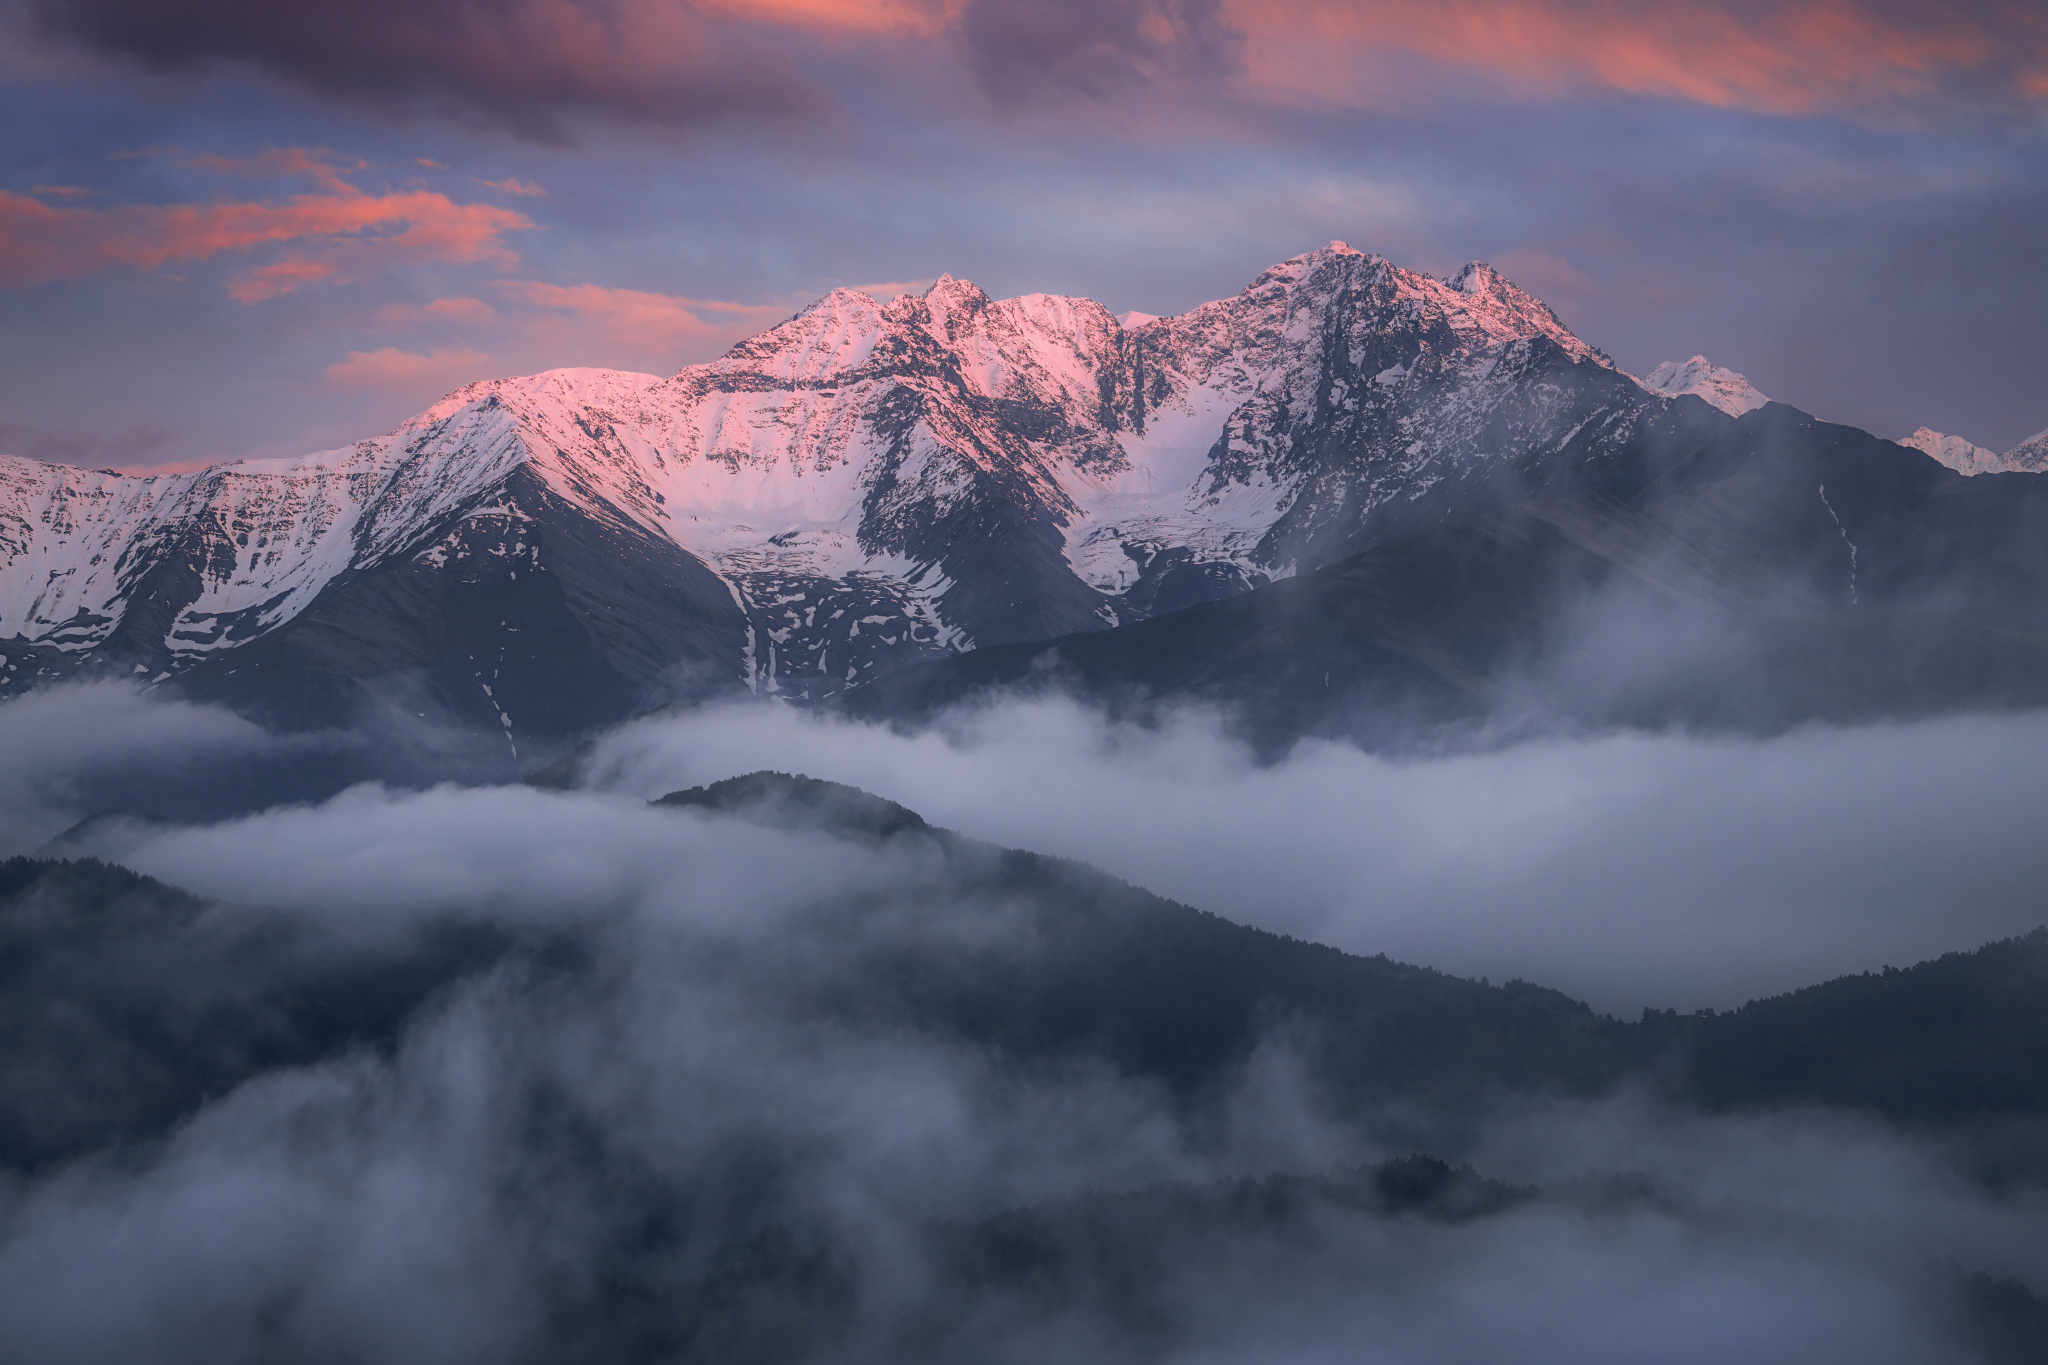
[1434, 261, 1591, 357]
[1896, 425, 2048, 476]
[1899, 427, 2004, 476]
[2003, 427, 2048, 474]
[1639, 356, 1770, 417]
[0, 243, 1706, 708]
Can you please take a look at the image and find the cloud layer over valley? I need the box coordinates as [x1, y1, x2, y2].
[5, 684, 2048, 1362]
[567, 697, 2048, 1014]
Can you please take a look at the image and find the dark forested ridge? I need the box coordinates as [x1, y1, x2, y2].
[0, 855, 518, 1169]
[8, 776, 2048, 1361]
[8, 781, 2047, 1177]
[1673, 929, 2048, 1123]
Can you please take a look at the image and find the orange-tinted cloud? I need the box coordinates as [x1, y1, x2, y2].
[712, 0, 2044, 116]
[723, 0, 2044, 116]
[0, 154, 534, 298]
[39, 0, 2033, 135]
[493, 281, 788, 351]
[1226, 0, 2044, 116]
[701, 0, 956, 34]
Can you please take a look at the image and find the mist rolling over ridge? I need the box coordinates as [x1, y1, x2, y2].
[3, 674, 2048, 1360]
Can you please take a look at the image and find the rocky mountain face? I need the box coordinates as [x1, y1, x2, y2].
[2008, 428, 2048, 471]
[1, 242, 2038, 753]
[846, 403, 2048, 749]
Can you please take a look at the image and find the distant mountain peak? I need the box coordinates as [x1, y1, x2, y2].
[1639, 356, 1770, 417]
[1900, 426, 2003, 475]
[1897, 425, 2048, 476]
[0, 241, 1722, 726]
[653, 770, 930, 842]
[2004, 427, 2048, 473]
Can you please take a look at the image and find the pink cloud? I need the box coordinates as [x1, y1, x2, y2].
[229, 257, 341, 303]
[185, 147, 365, 190]
[740, 0, 2047, 117]
[480, 178, 550, 197]
[376, 296, 499, 326]
[492, 280, 787, 352]
[0, 152, 535, 299]
[323, 345, 493, 392]
[1229, 0, 2044, 117]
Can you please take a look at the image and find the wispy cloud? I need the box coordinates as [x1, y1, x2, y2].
[0, 418, 174, 467]
[491, 280, 788, 352]
[322, 345, 492, 392]
[1230, 0, 2047, 117]
[373, 296, 498, 327]
[0, 150, 534, 299]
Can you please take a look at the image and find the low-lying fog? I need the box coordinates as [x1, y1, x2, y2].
[5, 681, 2048, 1362]
[8, 682, 2048, 1014]
[583, 697, 2048, 1014]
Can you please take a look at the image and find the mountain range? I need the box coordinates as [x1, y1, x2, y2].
[1902, 424, 2048, 477]
[5, 242, 2046, 761]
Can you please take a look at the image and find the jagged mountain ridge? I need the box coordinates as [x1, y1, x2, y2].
[1, 243, 1656, 726]
[0, 241, 1997, 746]
[1901, 426, 2003, 475]
[1637, 355, 1770, 416]
[1899, 424, 2048, 476]
[846, 400, 2048, 750]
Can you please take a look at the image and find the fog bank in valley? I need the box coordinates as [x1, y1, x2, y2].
[8, 679, 2047, 1014]
[4, 715, 2046, 1362]
[575, 697, 2048, 1014]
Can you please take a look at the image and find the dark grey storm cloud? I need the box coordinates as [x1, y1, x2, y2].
[958, 0, 1243, 103]
[27, 0, 830, 139]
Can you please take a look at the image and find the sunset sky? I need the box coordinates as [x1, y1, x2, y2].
[3, 0, 2043, 470]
